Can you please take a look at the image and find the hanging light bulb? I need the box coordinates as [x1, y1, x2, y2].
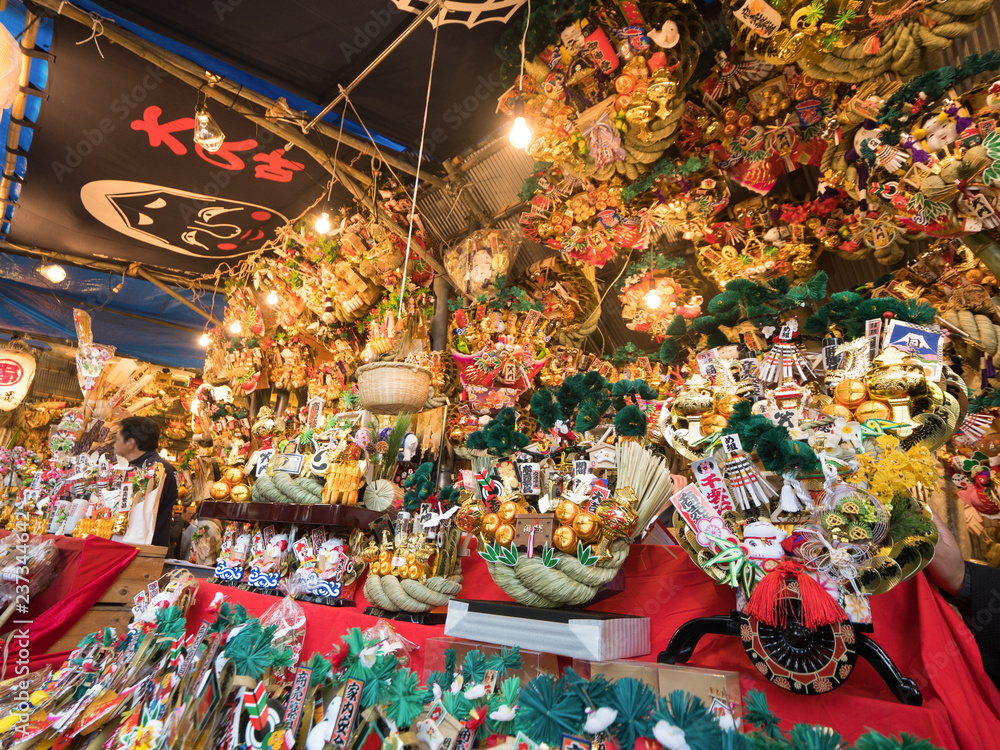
[37, 263, 66, 284]
[193, 92, 225, 153]
[509, 100, 531, 149]
[644, 288, 662, 309]
[199, 332, 211, 346]
[510, 116, 532, 149]
[229, 320, 242, 335]
[265, 290, 278, 305]
[314, 211, 331, 235]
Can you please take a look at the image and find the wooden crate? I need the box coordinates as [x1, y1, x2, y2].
[47, 605, 133, 653]
[97, 544, 167, 605]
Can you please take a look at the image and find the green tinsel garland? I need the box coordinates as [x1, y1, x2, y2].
[518, 162, 554, 203]
[614, 255, 686, 293]
[804, 293, 936, 339]
[621, 155, 711, 202]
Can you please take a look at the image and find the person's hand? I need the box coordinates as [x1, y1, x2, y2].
[925, 510, 966, 597]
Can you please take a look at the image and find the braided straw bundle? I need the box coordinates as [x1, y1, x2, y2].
[484, 441, 674, 607]
[728, 0, 992, 83]
[364, 574, 464, 613]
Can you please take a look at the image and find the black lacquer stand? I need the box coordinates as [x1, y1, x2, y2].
[656, 611, 922, 705]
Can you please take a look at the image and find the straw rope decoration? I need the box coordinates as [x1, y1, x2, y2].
[364, 573, 464, 613]
[485, 441, 674, 606]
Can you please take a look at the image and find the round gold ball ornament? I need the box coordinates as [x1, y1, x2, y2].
[854, 400, 891, 422]
[834, 378, 868, 409]
[555, 500, 581, 525]
[482, 513, 500, 539]
[553, 525, 578, 552]
[209, 481, 231, 501]
[495, 524, 516, 547]
[821, 403, 852, 420]
[223, 467, 244, 485]
[229, 484, 250, 503]
[573, 511, 601, 543]
[498, 501, 520, 524]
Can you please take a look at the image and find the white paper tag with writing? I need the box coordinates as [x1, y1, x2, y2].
[733, 0, 782, 37]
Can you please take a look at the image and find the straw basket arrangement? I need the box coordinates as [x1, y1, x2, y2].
[486, 540, 630, 607]
[364, 573, 464, 613]
[356, 361, 431, 414]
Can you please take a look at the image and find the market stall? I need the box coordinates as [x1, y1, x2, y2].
[5, 0, 1000, 748]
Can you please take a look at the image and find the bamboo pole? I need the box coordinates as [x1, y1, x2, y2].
[31, 0, 447, 190]
[135, 266, 223, 327]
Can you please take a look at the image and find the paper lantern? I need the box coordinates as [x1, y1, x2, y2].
[0, 346, 36, 411]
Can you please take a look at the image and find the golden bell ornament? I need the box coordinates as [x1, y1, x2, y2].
[595, 488, 639, 541]
[553, 525, 578, 552]
[229, 484, 250, 503]
[833, 378, 868, 408]
[555, 500, 581, 525]
[573, 511, 601, 542]
[209, 481, 231, 501]
[224, 467, 244, 485]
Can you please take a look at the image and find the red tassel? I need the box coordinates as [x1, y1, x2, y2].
[744, 562, 792, 627]
[744, 561, 847, 629]
[796, 567, 848, 628]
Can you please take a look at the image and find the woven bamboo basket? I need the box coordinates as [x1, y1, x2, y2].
[486, 539, 630, 607]
[356, 361, 431, 414]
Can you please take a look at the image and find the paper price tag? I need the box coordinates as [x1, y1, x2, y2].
[719, 433, 742, 457]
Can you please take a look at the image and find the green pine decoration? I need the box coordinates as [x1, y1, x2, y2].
[224, 622, 290, 680]
[384, 668, 431, 727]
[362, 654, 400, 708]
[462, 650, 488, 685]
[652, 691, 723, 750]
[484, 646, 523, 680]
[403, 462, 438, 512]
[615, 404, 648, 437]
[154, 606, 187, 641]
[465, 408, 531, 457]
[514, 674, 585, 746]
[306, 653, 332, 688]
[531, 372, 613, 434]
[608, 677, 657, 750]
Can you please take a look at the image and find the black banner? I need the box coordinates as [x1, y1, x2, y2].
[8, 16, 329, 274]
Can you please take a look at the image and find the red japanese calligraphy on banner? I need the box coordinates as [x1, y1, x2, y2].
[131, 105, 305, 182]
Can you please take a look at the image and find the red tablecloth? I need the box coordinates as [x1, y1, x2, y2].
[0, 531, 138, 677]
[182, 544, 1000, 750]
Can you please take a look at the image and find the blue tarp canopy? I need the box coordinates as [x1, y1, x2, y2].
[0, 253, 222, 369]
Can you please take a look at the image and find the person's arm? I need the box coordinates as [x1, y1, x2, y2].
[925, 510, 968, 597]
